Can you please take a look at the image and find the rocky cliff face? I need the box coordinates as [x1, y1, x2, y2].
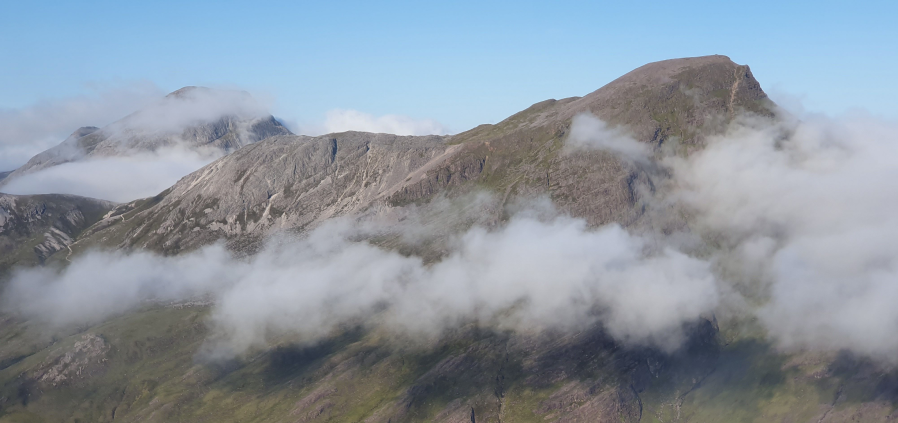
[75, 132, 456, 253]
[0, 87, 292, 185]
[76, 55, 773, 255]
[0, 193, 114, 269]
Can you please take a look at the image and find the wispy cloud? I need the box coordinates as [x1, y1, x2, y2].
[0, 83, 164, 171]
[0, 147, 219, 202]
[320, 109, 450, 136]
[3, 206, 718, 358]
[1, 85, 280, 201]
[669, 111, 898, 360]
[113, 86, 271, 134]
[567, 113, 651, 162]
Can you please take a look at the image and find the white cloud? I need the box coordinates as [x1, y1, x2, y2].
[0, 85, 282, 201]
[1, 147, 219, 202]
[113, 86, 270, 134]
[669, 111, 898, 360]
[322, 109, 450, 136]
[3, 209, 719, 358]
[0, 83, 164, 171]
[567, 113, 651, 162]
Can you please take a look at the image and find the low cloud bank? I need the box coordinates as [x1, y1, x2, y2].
[1, 147, 219, 202]
[3, 212, 718, 357]
[666, 111, 898, 360]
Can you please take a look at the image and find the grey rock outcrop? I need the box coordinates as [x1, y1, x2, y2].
[79, 132, 455, 253]
[0, 193, 115, 269]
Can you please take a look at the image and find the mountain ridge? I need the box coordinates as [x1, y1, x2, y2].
[69, 55, 773, 256]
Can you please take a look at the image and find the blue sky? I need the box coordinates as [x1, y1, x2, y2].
[1, 0, 896, 134]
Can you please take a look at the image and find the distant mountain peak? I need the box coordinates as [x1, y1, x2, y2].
[70, 126, 100, 138]
[166, 86, 204, 98]
[164, 85, 252, 102]
[1, 86, 292, 188]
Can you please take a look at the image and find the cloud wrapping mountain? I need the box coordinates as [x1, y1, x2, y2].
[517, 109, 898, 361]
[5, 62, 898, 365]
[668, 111, 898, 359]
[566, 113, 651, 162]
[0, 147, 218, 202]
[1, 86, 289, 201]
[0, 83, 163, 171]
[3, 210, 719, 357]
[11, 108, 898, 362]
[113, 86, 271, 134]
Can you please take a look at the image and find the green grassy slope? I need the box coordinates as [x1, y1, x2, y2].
[1, 307, 896, 422]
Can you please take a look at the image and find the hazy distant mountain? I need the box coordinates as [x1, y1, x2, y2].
[0, 86, 292, 186]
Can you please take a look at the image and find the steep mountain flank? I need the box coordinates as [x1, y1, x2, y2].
[74, 132, 455, 254]
[393, 55, 773, 225]
[0, 310, 720, 423]
[0, 193, 114, 270]
[452, 55, 771, 147]
[0, 87, 292, 185]
[76, 55, 773, 255]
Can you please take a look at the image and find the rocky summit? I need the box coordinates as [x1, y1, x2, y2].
[1, 56, 893, 423]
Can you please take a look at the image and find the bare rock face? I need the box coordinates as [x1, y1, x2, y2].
[0, 193, 115, 269]
[0, 87, 292, 184]
[77, 55, 772, 255]
[32, 334, 110, 388]
[79, 132, 455, 253]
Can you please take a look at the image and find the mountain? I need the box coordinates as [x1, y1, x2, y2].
[6, 56, 895, 423]
[0, 193, 114, 271]
[0, 86, 292, 185]
[72, 55, 773, 256]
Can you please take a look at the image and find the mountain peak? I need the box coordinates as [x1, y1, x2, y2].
[1, 86, 292, 188]
[599, 54, 743, 89]
[565, 54, 772, 148]
[67, 126, 100, 140]
[164, 86, 253, 101]
[452, 54, 773, 151]
[165, 86, 207, 98]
